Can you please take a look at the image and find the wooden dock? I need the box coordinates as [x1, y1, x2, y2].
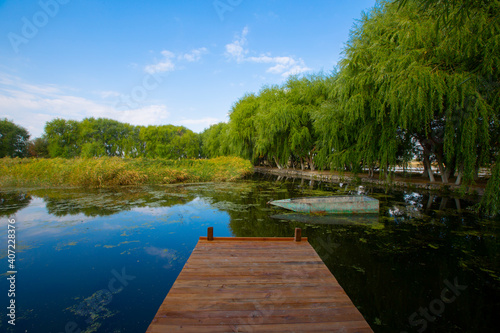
[146, 228, 373, 332]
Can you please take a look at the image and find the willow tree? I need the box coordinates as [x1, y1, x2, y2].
[396, 0, 497, 31]
[284, 75, 330, 170]
[200, 122, 231, 158]
[252, 85, 293, 169]
[138, 125, 199, 159]
[320, 5, 414, 177]
[396, 0, 499, 214]
[170, 129, 201, 158]
[227, 93, 259, 162]
[233, 76, 328, 170]
[336, 0, 498, 184]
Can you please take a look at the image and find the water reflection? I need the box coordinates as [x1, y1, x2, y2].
[0, 176, 498, 333]
[270, 213, 381, 225]
[0, 192, 32, 217]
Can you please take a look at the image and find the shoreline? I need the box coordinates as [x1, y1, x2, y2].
[254, 166, 486, 196]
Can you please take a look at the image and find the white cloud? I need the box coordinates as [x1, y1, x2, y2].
[99, 90, 121, 99]
[144, 50, 176, 74]
[282, 63, 311, 77]
[0, 73, 171, 137]
[181, 47, 208, 62]
[145, 47, 209, 74]
[265, 56, 298, 73]
[115, 105, 170, 126]
[173, 117, 222, 132]
[225, 26, 249, 63]
[225, 27, 311, 78]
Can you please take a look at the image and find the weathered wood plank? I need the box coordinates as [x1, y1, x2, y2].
[147, 321, 373, 333]
[151, 307, 366, 326]
[198, 237, 308, 242]
[158, 299, 355, 312]
[146, 230, 373, 332]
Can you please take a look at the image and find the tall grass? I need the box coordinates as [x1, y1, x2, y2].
[0, 156, 253, 188]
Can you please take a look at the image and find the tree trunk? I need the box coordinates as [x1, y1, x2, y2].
[448, 161, 456, 183]
[300, 158, 304, 171]
[436, 155, 450, 183]
[418, 136, 439, 182]
[474, 164, 480, 181]
[383, 164, 389, 180]
[273, 155, 282, 169]
[424, 156, 435, 182]
[422, 161, 428, 178]
[310, 158, 316, 171]
[443, 167, 452, 183]
[455, 164, 463, 185]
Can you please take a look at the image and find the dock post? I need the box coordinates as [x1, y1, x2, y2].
[207, 227, 214, 241]
[294, 228, 302, 242]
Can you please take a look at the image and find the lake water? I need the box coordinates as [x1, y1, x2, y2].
[0, 174, 499, 332]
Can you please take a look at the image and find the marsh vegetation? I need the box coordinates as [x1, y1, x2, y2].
[0, 156, 252, 187]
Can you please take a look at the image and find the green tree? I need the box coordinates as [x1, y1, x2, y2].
[284, 75, 330, 170]
[28, 137, 49, 158]
[170, 128, 201, 158]
[0, 119, 30, 158]
[201, 123, 230, 158]
[253, 85, 291, 169]
[80, 141, 106, 158]
[120, 123, 142, 158]
[227, 93, 259, 162]
[224, 75, 330, 170]
[139, 124, 200, 159]
[45, 118, 81, 158]
[78, 118, 140, 157]
[332, 0, 498, 183]
[396, 0, 498, 33]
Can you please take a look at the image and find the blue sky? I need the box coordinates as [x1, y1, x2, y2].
[0, 0, 376, 138]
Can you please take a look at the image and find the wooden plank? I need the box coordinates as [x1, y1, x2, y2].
[198, 237, 308, 242]
[151, 308, 366, 326]
[152, 320, 372, 329]
[157, 299, 355, 312]
[147, 321, 373, 333]
[146, 230, 373, 333]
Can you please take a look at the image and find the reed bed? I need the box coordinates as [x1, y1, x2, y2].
[0, 156, 253, 188]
